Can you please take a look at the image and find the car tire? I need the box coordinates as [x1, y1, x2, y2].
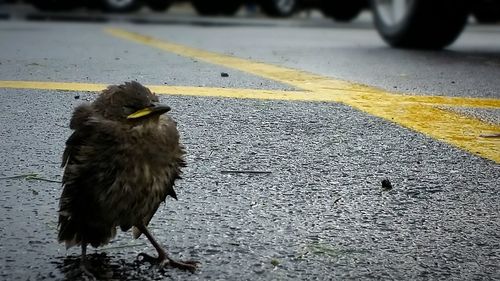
[260, 0, 298, 17]
[321, 0, 366, 22]
[147, 0, 172, 12]
[101, 0, 142, 13]
[371, 0, 468, 49]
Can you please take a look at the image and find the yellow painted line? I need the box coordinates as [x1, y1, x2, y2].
[103, 27, 499, 162]
[1, 79, 499, 161]
[351, 93, 500, 109]
[2, 80, 498, 108]
[1, 28, 499, 162]
[0, 80, 308, 99]
[0, 80, 109, 92]
[102, 28, 500, 107]
[104, 27, 366, 94]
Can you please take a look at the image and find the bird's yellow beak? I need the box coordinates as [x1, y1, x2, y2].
[127, 104, 171, 119]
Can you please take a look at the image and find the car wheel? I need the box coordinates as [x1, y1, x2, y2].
[260, 0, 298, 17]
[101, 0, 142, 12]
[321, 0, 366, 22]
[371, 0, 468, 49]
[147, 0, 172, 12]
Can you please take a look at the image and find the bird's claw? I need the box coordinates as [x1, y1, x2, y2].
[162, 259, 198, 273]
[137, 253, 198, 273]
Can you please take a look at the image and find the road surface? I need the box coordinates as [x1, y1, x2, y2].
[0, 5, 499, 280]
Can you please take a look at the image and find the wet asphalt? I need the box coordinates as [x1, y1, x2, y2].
[0, 5, 499, 281]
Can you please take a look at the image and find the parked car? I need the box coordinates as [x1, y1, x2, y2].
[26, 0, 172, 12]
[256, 0, 369, 21]
[24, 0, 500, 50]
[370, 0, 500, 49]
[189, 0, 500, 49]
[25, 0, 369, 21]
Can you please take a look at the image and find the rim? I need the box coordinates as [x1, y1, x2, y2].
[373, 0, 415, 26]
[106, 0, 135, 8]
[273, 0, 296, 14]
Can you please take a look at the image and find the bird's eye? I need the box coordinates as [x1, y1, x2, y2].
[122, 105, 137, 115]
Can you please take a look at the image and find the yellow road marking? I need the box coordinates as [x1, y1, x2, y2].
[1, 79, 499, 162]
[104, 28, 500, 163]
[0, 81, 108, 92]
[1, 80, 498, 108]
[0, 28, 498, 162]
[102, 28, 500, 107]
[0, 80, 307, 99]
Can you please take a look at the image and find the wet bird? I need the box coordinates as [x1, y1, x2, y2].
[58, 81, 197, 274]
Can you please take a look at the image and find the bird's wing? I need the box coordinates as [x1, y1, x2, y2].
[132, 116, 186, 239]
[61, 104, 93, 169]
[58, 108, 122, 247]
[160, 116, 186, 200]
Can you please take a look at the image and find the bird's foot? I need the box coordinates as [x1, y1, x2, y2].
[137, 253, 198, 272]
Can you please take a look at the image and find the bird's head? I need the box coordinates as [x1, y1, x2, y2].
[94, 81, 171, 123]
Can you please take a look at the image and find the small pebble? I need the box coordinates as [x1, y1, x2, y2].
[381, 179, 392, 190]
[74, 95, 80, 100]
[221, 72, 229, 77]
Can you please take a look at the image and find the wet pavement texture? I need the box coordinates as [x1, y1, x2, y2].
[124, 23, 500, 99]
[0, 22, 295, 91]
[1, 89, 499, 280]
[0, 13, 499, 280]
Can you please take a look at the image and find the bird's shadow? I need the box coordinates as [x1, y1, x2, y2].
[53, 253, 173, 280]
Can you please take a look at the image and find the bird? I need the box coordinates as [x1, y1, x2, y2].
[57, 81, 197, 274]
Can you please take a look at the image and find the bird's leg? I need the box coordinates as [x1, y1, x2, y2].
[136, 224, 198, 272]
[79, 243, 96, 280]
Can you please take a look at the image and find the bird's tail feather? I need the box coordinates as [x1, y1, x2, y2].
[58, 214, 116, 248]
[58, 214, 78, 246]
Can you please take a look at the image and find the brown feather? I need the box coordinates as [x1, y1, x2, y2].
[58, 81, 185, 248]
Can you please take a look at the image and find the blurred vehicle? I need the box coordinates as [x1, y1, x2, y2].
[26, 0, 172, 12]
[370, 0, 500, 49]
[23, 0, 500, 50]
[254, 0, 370, 21]
[175, 0, 369, 19]
[25, 0, 370, 21]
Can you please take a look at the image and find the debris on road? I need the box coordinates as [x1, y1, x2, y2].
[221, 72, 229, 77]
[381, 178, 393, 190]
